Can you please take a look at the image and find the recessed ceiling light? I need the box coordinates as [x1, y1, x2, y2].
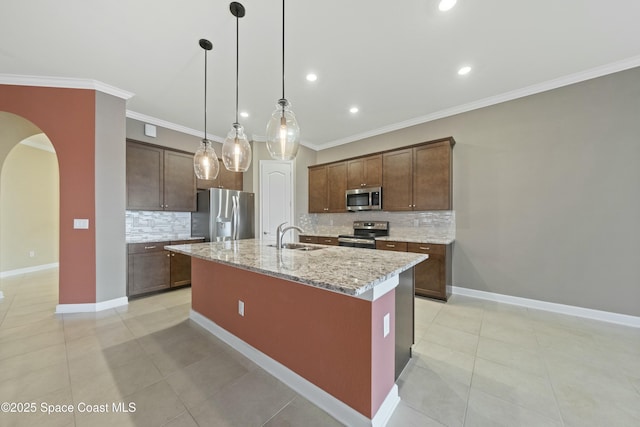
[306, 73, 318, 82]
[439, 0, 457, 11]
[240, 111, 249, 118]
[457, 66, 471, 75]
[349, 107, 359, 114]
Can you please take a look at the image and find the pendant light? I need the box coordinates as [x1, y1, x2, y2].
[193, 38, 220, 181]
[222, 2, 252, 172]
[266, 0, 300, 160]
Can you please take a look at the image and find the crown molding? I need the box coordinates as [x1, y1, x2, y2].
[0, 73, 135, 100]
[126, 110, 225, 144]
[318, 54, 640, 151]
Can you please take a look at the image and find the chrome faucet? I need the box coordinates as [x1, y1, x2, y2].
[276, 222, 304, 249]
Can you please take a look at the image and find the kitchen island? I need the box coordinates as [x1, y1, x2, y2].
[165, 239, 426, 427]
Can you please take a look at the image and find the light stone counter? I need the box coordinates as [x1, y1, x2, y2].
[165, 239, 426, 297]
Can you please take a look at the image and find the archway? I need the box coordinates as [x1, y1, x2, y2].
[1, 132, 59, 277]
[0, 84, 128, 310]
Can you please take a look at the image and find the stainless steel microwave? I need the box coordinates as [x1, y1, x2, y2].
[346, 187, 382, 211]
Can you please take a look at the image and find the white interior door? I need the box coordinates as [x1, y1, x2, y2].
[260, 161, 294, 243]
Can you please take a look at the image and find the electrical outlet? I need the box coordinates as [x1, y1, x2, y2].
[238, 300, 245, 317]
[29, 250, 35, 258]
[383, 313, 390, 337]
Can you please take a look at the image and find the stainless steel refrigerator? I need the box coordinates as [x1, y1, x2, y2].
[191, 188, 255, 242]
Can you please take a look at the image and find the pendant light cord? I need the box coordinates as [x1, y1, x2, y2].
[235, 12, 240, 125]
[204, 49, 208, 140]
[281, 0, 285, 100]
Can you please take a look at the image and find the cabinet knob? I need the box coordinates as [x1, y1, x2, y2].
[167, 253, 170, 257]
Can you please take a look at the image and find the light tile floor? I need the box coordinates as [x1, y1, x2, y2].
[0, 269, 639, 426]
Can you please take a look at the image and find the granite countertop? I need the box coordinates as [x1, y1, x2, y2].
[126, 235, 206, 244]
[165, 239, 427, 297]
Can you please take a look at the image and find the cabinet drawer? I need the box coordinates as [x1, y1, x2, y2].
[376, 241, 408, 252]
[318, 237, 339, 246]
[170, 238, 205, 246]
[299, 235, 318, 244]
[128, 241, 171, 254]
[407, 242, 445, 256]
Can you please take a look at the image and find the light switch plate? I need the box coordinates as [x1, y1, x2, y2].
[73, 219, 89, 229]
[238, 300, 245, 317]
[383, 313, 390, 337]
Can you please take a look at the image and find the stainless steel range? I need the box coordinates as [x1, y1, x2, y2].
[338, 221, 389, 249]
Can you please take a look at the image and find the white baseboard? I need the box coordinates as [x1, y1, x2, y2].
[452, 286, 640, 328]
[0, 262, 59, 278]
[190, 309, 399, 427]
[55, 297, 128, 314]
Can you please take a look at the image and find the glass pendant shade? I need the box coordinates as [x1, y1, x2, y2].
[222, 123, 251, 172]
[194, 139, 220, 180]
[266, 98, 300, 160]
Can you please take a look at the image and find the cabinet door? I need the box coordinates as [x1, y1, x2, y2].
[413, 141, 452, 210]
[327, 162, 347, 212]
[382, 149, 413, 211]
[347, 159, 365, 189]
[127, 251, 170, 296]
[363, 154, 383, 187]
[164, 150, 196, 211]
[196, 160, 243, 191]
[408, 243, 449, 300]
[170, 252, 191, 287]
[308, 166, 328, 213]
[126, 142, 164, 210]
[219, 165, 244, 190]
[347, 155, 382, 188]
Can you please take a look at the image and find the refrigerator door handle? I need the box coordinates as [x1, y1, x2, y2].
[232, 196, 239, 240]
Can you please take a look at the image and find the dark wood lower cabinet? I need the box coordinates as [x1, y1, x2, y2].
[127, 239, 204, 297]
[376, 240, 452, 301]
[127, 242, 171, 296]
[299, 235, 339, 246]
[408, 242, 452, 301]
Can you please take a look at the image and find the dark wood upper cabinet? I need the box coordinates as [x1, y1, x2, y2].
[164, 150, 196, 211]
[196, 160, 243, 191]
[126, 142, 164, 210]
[347, 154, 382, 189]
[327, 162, 347, 212]
[382, 148, 413, 211]
[308, 165, 328, 213]
[309, 137, 454, 213]
[413, 141, 452, 210]
[126, 140, 197, 211]
[308, 163, 347, 213]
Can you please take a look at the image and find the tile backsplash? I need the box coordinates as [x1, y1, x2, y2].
[298, 211, 455, 242]
[126, 211, 191, 240]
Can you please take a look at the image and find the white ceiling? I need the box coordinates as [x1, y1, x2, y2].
[2, 0, 640, 151]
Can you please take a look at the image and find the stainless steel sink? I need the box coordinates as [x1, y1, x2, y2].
[268, 243, 324, 251]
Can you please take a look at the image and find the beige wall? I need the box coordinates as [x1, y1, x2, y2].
[317, 67, 640, 317]
[0, 141, 59, 272]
